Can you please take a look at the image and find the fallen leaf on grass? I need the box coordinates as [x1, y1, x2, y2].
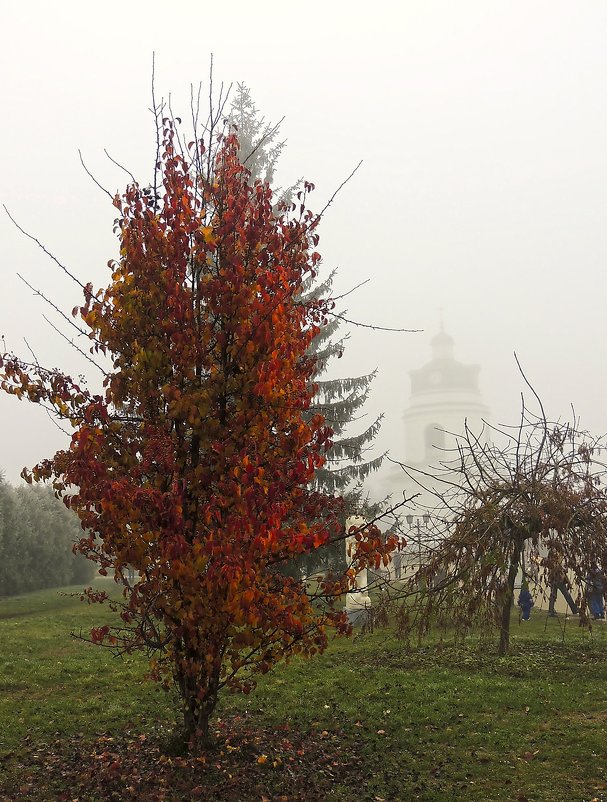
[10, 713, 365, 802]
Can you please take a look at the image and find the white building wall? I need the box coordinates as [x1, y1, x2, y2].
[404, 397, 490, 467]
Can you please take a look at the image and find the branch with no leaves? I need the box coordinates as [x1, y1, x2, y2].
[78, 150, 114, 200]
[42, 314, 107, 376]
[316, 160, 363, 220]
[328, 312, 421, 333]
[103, 148, 136, 184]
[4, 206, 104, 305]
[16, 273, 106, 349]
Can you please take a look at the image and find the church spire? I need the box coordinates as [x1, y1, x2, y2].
[430, 327, 455, 361]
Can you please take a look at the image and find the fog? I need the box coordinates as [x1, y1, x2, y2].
[2, 1, 607, 500]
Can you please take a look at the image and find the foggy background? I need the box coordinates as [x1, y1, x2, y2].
[2, 1, 607, 501]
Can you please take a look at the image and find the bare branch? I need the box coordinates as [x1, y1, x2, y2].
[78, 149, 114, 200]
[16, 273, 105, 349]
[150, 51, 163, 212]
[103, 148, 136, 184]
[316, 160, 363, 219]
[328, 278, 371, 303]
[4, 206, 101, 301]
[327, 312, 420, 333]
[42, 314, 107, 375]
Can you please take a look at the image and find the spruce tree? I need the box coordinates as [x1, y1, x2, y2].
[229, 85, 385, 518]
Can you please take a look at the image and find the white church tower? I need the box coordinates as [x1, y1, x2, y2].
[404, 326, 490, 473]
[382, 326, 490, 513]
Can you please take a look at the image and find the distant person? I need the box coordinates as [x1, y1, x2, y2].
[518, 580, 534, 621]
[548, 565, 578, 616]
[586, 565, 605, 620]
[392, 551, 402, 580]
[127, 565, 135, 586]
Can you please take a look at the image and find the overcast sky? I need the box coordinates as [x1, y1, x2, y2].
[2, 1, 607, 498]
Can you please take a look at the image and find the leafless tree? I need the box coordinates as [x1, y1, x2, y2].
[393, 370, 607, 655]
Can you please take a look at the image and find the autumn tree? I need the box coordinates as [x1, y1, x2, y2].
[0, 108, 395, 745]
[396, 376, 607, 655]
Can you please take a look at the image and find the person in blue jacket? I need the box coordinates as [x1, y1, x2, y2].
[518, 579, 534, 621]
[586, 565, 605, 620]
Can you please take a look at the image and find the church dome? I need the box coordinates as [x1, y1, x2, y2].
[410, 327, 479, 395]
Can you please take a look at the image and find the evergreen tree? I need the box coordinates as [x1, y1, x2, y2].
[15, 485, 72, 590]
[229, 85, 385, 510]
[0, 477, 95, 596]
[229, 83, 286, 190]
[299, 269, 385, 499]
[0, 475, 5, 586]
[0, 477, 24, 595]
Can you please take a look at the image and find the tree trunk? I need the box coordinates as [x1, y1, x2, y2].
[181, 695, 217, 750]
[498, 543, 522, 656]
[179, 664, 221, 751]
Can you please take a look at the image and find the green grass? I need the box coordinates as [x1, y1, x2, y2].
[0, 580, 176, 753]
[1, 582, 606, 801]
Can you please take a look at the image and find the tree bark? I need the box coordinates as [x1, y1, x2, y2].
[498, 541, 522, 656]
[179, 663, 221, 751]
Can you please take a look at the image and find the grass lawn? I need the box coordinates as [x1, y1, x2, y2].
[1, 580, 606, 801]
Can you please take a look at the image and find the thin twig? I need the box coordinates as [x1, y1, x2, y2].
[514, 352, 548, 478]
[241, 118, 285, 168]
[42, 315, 107, 375]
[5, 206, 102, 302]
[22, 338, 71, 435]
[329, 278, 370, 302]
[167, 92, 188, 162]
[103, 148, 136, 184]
[16, 273, 105, 348]
[206, 54, 214, 181]
[78, 150, 114, 200]
[151, 51, 162, 212]
[328, 312, 420, 333]
[316, 160, 363, 219]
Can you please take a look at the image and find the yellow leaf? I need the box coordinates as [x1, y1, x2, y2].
[200, 225, 217, 246]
